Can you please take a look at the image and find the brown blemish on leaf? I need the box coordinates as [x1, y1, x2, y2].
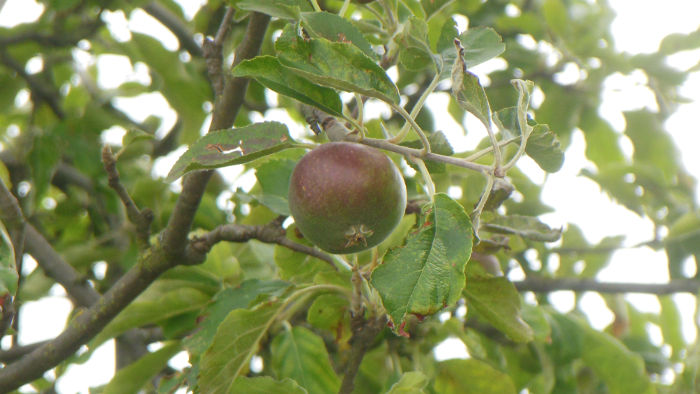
[206, 143, 225, 153]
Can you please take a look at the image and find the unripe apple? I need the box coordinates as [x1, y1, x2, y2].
[288, 142, 407, 254]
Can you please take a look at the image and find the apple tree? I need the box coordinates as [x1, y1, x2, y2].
[0, 0, 699, 393]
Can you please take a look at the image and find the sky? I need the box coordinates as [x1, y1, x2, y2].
[1, 0, 699, 392]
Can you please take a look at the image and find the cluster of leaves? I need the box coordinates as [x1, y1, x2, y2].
[0, 0, 699, 393]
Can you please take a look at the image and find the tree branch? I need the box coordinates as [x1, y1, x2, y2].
[0, 12, 271, 391]
[0, 176, 23, 230]
[0, 341, 48, 364]
[188, 216, 336, 268]
[0, 178, 24, 338]
[142, 1, 203, 57]
[24, 225, 101, 307]
[161, 12, 270, 258]
[0, 248, 173, 391]
[513, 278, 700, 295]
[102, 145, 153, 249]
[202, 6, 237, 97]
[338, 314, 387, 394]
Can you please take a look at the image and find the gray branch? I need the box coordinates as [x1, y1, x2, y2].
[514, 278, 700, 295]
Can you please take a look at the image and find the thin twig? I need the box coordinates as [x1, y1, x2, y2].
[0, 18, 102, 47]
[143, 1, 203, 57]
[460, 136, 520, 162]
[391, 73, 440, 143]
[152, 119, 183, 158]
[309, 0, 322, 12]
[359, 137, 491, 173]
[188, 217, 337, 269]
[390, 104, 431, 155]
[73, 66, 153, 132]
[501, 80, 534, 172]
[471, 171, 495, 238]
[202, 6, 236, 96]
[301, 109, 492, 174]
[339, 0, 352, 17]
[214, 7, 236, 46]
[102, 145, 153, 249]
[513, 278, 700, 295]
[410, 156, 435, 200]
[0, 49, 65, 119]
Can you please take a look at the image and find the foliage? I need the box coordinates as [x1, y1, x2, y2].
[0, 0, 698, 393]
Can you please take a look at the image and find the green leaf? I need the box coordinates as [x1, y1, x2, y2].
[0, 220, 18, 297]
[421, 0, 454, 20]
[230, 376, 308, 394]
[572, 314, 654, 394]
[458, 27, 506, 69]
[275, 225, 335, 283]
[307, 293, 349, 332]
[542, 0, 570, 38]
[512, 79, 534, 139]
[524, 124, 564, 172]
[386, 371, 429, 393]
[301, 11, 376, 59]
[625, 110, 679, 183]
[0, 161, 11, 191]
[580, 165, 644, 216]
[121, 129, 154, 148]
[271, 326, 341, 394]
[484, 178, 515, 211]
[103, 341, 182, 394]
[199, 300, 285, 393]
[165, 122, 295, 182]
[401, 0, 426, 19]
[275, 24, 400, 104]
[232, 56, 343, 117]
[183, 279, 291, 357]
[29, 130, 64, 199]
[666, 211, 700, 278]
[495, 105, 565, 173]
[464, 276, 534, 343]
[521, 303, 551, 342]
[493, 106, 522, 139]
[659, 296, 684, 360]
[434, 359, 517, 394]
[251, 158, 295, 216]
[452, 67, 492, 130]
[439, 26, 505, 78]
[481, 214, 562, 242]
[92, 288, 209, 349]
[401, 131, 454, 173]
[396, 17, 435, 71]
[231, 0, 312, 19]
[580, 110, 625, 169]
[371, 194, 473, 332]
[436, 18, 459, 55]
